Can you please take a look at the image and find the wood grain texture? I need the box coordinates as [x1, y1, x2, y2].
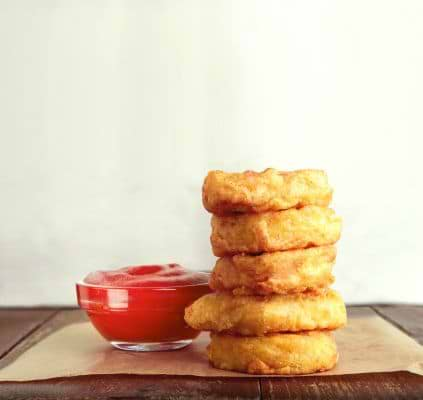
[0, 309, 260, 399]
[0, 306, 423, 400]
[261, 372, 423, 400]
[261, 306, 423, 400]
[0, 309, 57, 360]
[373, 305, 423, 344]
[0, 375, 261, 400]
[0, 309, 76, 371]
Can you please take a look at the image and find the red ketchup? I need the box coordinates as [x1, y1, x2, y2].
[76, 264, 210, 351]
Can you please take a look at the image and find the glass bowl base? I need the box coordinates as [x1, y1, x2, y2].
[111, 339, 193, 352]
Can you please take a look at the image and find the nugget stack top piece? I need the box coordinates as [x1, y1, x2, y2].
[185, 168, 346, 375]
[203, 168, 333, 215]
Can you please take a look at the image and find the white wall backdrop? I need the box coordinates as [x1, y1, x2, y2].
[1, 0, 422, 305]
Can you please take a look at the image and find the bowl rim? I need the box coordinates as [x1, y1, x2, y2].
[75, 271, 210, 291]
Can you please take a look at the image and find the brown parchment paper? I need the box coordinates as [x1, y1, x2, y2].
[1, 308, 422, 381]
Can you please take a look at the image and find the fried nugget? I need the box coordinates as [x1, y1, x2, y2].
[211, 205, 342, 257]
[203, 168, 332, 215]
[184, 289, 346, 336]
[210, 245, 336, 296]
[208, 331, 338, 375]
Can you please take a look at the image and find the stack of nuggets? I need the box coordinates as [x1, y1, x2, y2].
[185, 169, 346, 375]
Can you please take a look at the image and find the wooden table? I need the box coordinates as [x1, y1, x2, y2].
[0, 306, 422, 399]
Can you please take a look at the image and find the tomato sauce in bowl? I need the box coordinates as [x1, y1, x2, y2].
[76, 264, 210, 351]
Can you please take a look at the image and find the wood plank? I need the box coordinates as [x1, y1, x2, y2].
[261, 306, 423, 400]
[0, 309, 86, 370]
[0, 375, 261, 400]
[261, 372, 423, 400]
[0, 309, 58, 360]
[1, 307, 423, 399]
[0, 309, 261, 399]
[373, 305, 423, 344]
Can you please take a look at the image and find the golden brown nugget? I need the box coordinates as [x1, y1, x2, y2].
[210, 245, 336, 296]
[184, 289, 346, 336]
[208, 331, 338, 375]
[211, 205, 342, 257]
[203, 168, 332, 215]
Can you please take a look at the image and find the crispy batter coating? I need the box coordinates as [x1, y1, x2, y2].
[203, 168, 333, 215]
[210, 245, 336, 296]
[184, 289, 346, 336]
[211, 206, 342, 257]
[208, 331, 338, 375]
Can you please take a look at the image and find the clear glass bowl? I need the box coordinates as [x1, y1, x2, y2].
[76, 274, 210, 352]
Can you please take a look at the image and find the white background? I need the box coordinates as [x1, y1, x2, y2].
[0, 0, 422, 306]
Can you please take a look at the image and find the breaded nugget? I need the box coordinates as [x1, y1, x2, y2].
[208, 331, 338, 375]
[211, 206, 342, 257]
[203, 168, 332, 215]
[184, 289, 346, 336]
[210, 245, 336, 295]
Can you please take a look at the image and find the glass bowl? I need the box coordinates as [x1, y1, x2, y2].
[76, 273, 210, 352]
